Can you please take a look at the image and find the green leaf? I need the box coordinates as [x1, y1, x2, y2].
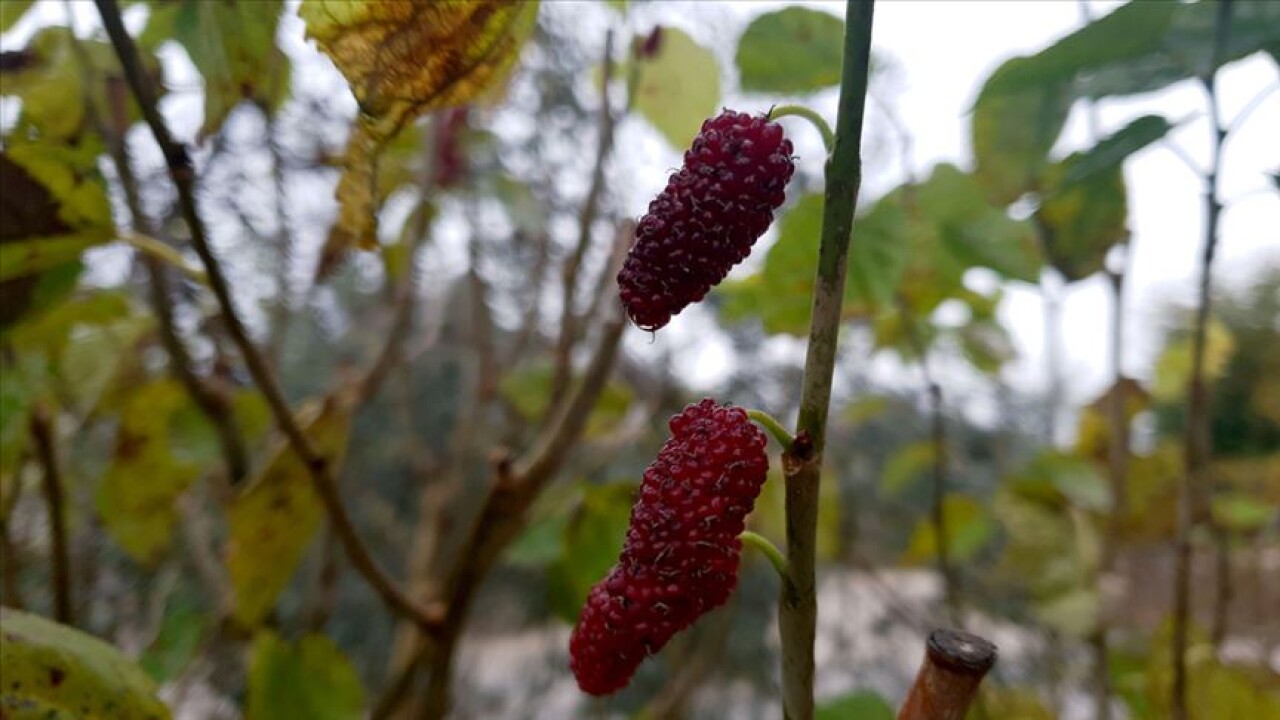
[226, 398, 354, 627]
[720, 194, 823, 335]
[1, 27, 162, 142]
[0, 354, 47, 506]
[247, 631, 363, 720]
[752, 467, 841, 562]
[736, 7, 844, 94]
[720, 191, 908, 335]
[972, 687, 1054, 719]
[0, 0, 34, 33]
[143, 1, 290, 140]
[0, 234, 114, 282]
[1211, 493, 1274, 534]
[982, 1, 1280, 101]
[880, 440, 934, 497]
[913, 163, 1041, 284]
[4, 141, 113, 234]
[847, 191, 912, 309]
[1152, 318, 1234, 401]
[633, 27, 721, 149]
[1, 147, 114, 334]
[505, 511, 569, 568]
[59, 313, 154, 415]
[139, 600, 207, 684]
[971, 56, 1072, 205]
[501, 365, 632, 438]
[1036, 586, 1099, 637]
[546, 482, 635, 623]
[902, 493, 996, 565]
[0, 608, 171, 719]
[1061, 114, 1173, 186]
[1036, 155, 1127, 282]
[96, 380, 200, 566]
[817, 691, 895, 720]
[980, 2, 1181, 100]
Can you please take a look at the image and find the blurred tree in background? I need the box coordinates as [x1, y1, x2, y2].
[0, 1, 1276, 718]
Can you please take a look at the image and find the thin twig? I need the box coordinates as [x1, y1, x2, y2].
[0, 464, 25, 609]
[1172, 3, 1233, 718]
[69, 14, 249, 487]
[93, 0, 441, 631]
[779, 3, 875, 717]
[549, 29, 620, 412]
[417, 283, 629, 720]
[31, 406, 72, 625]
[898, 300, 959, 625]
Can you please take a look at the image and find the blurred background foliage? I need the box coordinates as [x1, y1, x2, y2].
[0, 1, 1277, 718]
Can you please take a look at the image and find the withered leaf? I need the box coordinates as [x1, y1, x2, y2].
[299, 0, 538, 259]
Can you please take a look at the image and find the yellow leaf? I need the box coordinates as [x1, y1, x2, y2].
[96, 380, 199, 566]
[0, 608, 172, 719]
[299, 0, 538, 253]
[225, 397, 354, 627]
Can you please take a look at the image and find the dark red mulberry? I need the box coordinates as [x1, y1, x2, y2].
[617, 110, 795, 331]
[569, 399, 769, 695]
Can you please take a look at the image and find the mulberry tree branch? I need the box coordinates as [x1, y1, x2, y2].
[779, 2, 876, 718]
[93, 0, 441, 632]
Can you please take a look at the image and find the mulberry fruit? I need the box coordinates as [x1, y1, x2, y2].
[569, 399, 769, 695]
[617, 110, 795, 331]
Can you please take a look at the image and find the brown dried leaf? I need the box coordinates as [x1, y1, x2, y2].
[299, 0, 537, 256]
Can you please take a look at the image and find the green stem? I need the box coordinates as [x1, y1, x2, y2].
[1172, 2, 1233, 718]
[770, 104, 835, 153]
[747, 409, 795, 448]
[740, 531, 788, 580]
[118, 232, 210, 287]
[779, 3, 875, 719]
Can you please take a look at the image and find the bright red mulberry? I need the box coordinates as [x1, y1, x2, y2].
[618, 110, 795, 331]
[569, 399, 769, 695]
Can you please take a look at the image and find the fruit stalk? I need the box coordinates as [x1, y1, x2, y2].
[779, 2, 875, 718]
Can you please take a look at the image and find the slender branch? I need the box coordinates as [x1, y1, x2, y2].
[31, 406, 72, 625]
[770, 104, 835, 153]
[897, 300, 958, 625]
[175, 491, 233, 617]
[740, 531, 788, 579]
[747, 409, 795, 448]
[0, 464, 25, 609]
[68, 12, 249, 487]
[779, 3, 875, 718]
[1161, 138, 1205, 178]
[1172, 3, 1233, 718]
[359, 121, 438, 404]
[1225, 82, 1277, 138]
[897, 629, 997, 720]
[419, 295, 628, 720]
[118, 232, 209, 286]
[549, 29, 620, 412]
[261, 109, 296, 369]
[93, 0, 441, 631]
[502, 231, 551, 371]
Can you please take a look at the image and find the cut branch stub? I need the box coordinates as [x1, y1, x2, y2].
[897, 628, 997, 720]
